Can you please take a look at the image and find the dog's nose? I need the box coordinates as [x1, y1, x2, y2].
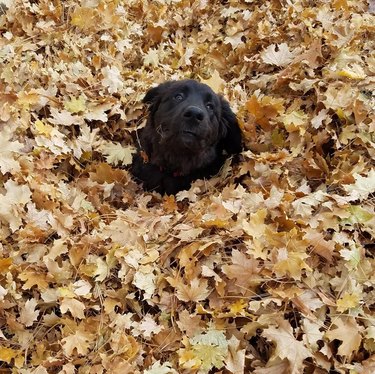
[183, 106, 205, 122]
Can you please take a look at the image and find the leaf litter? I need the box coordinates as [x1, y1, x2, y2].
[0, 0, 375, 373]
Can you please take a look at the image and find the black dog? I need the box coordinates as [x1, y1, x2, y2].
[131, 79, 242, 195]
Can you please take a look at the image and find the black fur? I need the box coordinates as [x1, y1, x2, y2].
[131, 79, 242, 194]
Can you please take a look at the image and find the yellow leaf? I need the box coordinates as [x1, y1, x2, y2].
[0, 347, 18, 364]
[18, 270, 49, 290]
[0, 257, 12, 273]
[179, 330, 228, 371]
[202, 219, 228, 228]
[64, 95, 86, 113]
[229, 299, 247, 315]
[17, 91, 40, 109]
[34, 119, 53, 136]
[242, 209, 267, 238]
[337, 64, 366, 80]
[282, 110, 309, 135]
[273, 249, 311, 280]
[336, 292, 361, 312]
[71, 7, 98, 30]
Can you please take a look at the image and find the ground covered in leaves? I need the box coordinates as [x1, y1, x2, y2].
[0, 0, 375, 373]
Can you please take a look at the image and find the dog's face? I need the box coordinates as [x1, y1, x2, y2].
[136, 79, 242, 184]
[144, 80, 224, 152]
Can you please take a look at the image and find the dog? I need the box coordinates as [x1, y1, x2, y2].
[131, 79, 242, 195]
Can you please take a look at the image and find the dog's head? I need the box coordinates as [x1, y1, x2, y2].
[141, 79, 242, 174]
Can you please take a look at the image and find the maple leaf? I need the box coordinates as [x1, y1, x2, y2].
[261, 43, 297, 67]
[226, 335, 246, 373]
[303, 229, 335, 262]
[180, 330, 228, 372]
[101, 66, 124, 93]
[99, 141, 137, 166]
[345, 205, 374, 224]
[224, 32, 244, 49]
[336, 291, 361, 313]
[323, 83, 355, 111]
[344, 169, 375, 201]
[282, 110, 308, 135]
[175, 278, 211, 302]
[133, 267, 156, 300]
[18, 298, 39, 327]
[303, 319, 324, 351]
[109, 330, 139, 358]
[222, 250, 260, 292]
[132, 314, 163, 339]
[311, 109, 331, 129]
[71, 123, 100, 159]
[273, 249, 311, 280]
[0, 180, 31, 232]
[64, 95, 86, 113]
[263, 320, 311, 374]
[340, 245, 362, 268]
[242, 209, 267, 238]
[200, 70, 226, 93]
[176, 310, 203, 338]
[144, 361, 178, 374]
[60, 298, 86, 319]
[325, 317, 363, 357]
[143, 48, 160, 67]
[0, 347, 18, 365]
[48, 107, 79, 127]
[0, 127, 23, 174]
[71, 7, 98, 30]
[18, 270, 49, 291]
[61, 330, 93, 357]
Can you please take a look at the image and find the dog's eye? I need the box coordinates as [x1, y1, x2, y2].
[206, 102, 214, 111]
[174, 93, 184, 102]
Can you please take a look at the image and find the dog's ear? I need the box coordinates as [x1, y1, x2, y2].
[143, 81, 173, 106]
[218, 97, 242, 154]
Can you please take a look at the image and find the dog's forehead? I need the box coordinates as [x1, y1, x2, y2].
[170, 80, 215, 96]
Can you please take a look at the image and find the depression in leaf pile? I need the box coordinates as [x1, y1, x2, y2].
[0, 0, 375, 373]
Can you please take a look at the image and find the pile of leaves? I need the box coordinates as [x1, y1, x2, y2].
[1, 0, 374, 372]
